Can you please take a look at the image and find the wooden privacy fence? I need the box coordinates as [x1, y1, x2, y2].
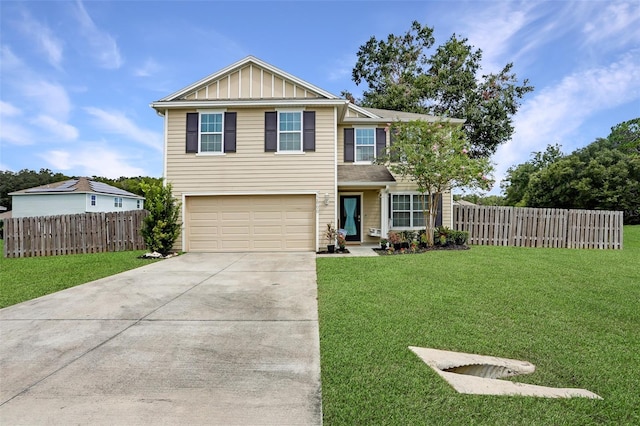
[453, 205, 623, 249]
[3, 210, 149, 258]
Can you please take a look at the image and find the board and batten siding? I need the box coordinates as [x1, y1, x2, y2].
[184, 64, 324, 101]
[165, 106, 337, 251]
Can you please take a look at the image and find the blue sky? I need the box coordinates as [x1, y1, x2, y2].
[1, 0, 638, 194]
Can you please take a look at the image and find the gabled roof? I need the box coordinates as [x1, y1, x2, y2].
[157, 55, 339, 102]
[343, 105, 466, 124]
[10, 177, 144, 199]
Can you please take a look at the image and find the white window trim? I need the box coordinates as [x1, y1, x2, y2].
[276, 109, 303, 153]
[114, 197, 123, 208]
[90, 194, 96, 206]
[197, 109, 226, 155]
[354, 126, 376, 164]
[390, 192, 428, 229]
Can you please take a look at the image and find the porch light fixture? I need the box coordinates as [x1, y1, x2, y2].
[324, 193, 330, 206]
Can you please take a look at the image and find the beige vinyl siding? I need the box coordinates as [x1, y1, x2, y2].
[181, 64, 324, 101]
[362, 190, 382, 243]
[165, 107, 336, 251]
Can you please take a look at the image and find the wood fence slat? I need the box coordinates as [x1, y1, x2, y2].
[453, 205, 622, 251]
[3, 210, 149, 258]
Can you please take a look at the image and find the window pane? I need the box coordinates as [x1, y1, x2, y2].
[393, 212, 410, 227]
[279, 133, 301, 151]
[413, 211, 425, 227]
[356, 128, 374, 145]
[279, 112, 301, 131]
[201, 134, 222, 152]
[201, 113, 222, 133]
[356, 145, 375, 162]
[393, 195, 410, 210]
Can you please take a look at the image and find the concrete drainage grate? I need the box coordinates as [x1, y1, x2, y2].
[409, 346, 602, 399]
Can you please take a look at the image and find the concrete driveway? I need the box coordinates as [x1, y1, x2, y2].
[0, 252, 322, 425]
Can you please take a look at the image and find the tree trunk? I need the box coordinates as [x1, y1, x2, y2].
[424, 192, 440, 246]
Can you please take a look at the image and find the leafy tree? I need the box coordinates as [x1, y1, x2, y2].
[92, 176, 163, 197]
[351, 22, 533, 157]
[454, 194, 507, 206]
[377, 120, 493, 245]
[501, 144, 563, 206]
[525, 138, 640, 223]
[139, 180, 181, 255]
[0, 169, 70, 210]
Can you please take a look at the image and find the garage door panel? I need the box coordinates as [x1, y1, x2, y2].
[186, 195, 315, 252]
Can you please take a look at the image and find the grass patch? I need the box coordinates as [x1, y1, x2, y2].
[317, 225, 640, 425]
[0, 240, 160, 308]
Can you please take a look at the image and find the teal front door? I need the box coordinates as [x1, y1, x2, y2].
[340, 195, 361, 242]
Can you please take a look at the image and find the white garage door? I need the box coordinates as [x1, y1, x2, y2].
[185, 194, 316, 252]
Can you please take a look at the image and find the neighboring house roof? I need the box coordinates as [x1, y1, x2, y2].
[454, 199, 477, 206]
[9, 177, 144, 199]
[0, 211, 11, 220]
[338, 165, 396, 186]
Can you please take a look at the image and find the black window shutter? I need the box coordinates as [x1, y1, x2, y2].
[344, 128, 354, 162]
[376, 128, 386, 157]
[389, 127, 399, 162]
[186, 113, 198, 153]
[265, 111, 277, 152]
[224, 112, 237, 153]
[303, 111, 315, 152]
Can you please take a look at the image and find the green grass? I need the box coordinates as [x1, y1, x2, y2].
[0, 240, 160, 308]
[317, 225, 640, 425]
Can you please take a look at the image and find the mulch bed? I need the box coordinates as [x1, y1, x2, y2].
[374, 244, 470, 255]
[316, 249, 351, 254]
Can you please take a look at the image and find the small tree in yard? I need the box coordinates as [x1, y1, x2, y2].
[140, 180, 181, 255]
[378, 120, 493, 245]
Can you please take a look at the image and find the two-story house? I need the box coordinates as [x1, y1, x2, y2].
[151, 56, 461, 252]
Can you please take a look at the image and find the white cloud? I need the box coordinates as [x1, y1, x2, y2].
[84, 107, 163, 152]
[492, 51, 640, 191]
[0, 121, 33, 146]
[21, 80, 73, 120]
[0, 44, 24, 72]
[134, 58, 161, 77]
[463, 2, 536, 73]
[583, 1, 640, 47]
[0, 100, 22, 117]
[327, 54, 356, 82]
[18, 10, 64, 69]
[42, 146, 146, 178]
[33, 115, 79, 141]
[73, 0, 123, 69]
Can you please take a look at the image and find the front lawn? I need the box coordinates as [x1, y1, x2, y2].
[0, 240, 159, 308]
[317, 226, 640, 425]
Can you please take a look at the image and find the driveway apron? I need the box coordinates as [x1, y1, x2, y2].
[0, 252, 322, 425]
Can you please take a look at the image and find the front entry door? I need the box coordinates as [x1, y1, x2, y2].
[340, 195, 361, 242]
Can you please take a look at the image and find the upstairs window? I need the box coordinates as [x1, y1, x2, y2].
[200, 112, 223, 153]
[90, 195, 96, 206]
[279, 111, 302, 152]
[114, 197, 123, 208]
[186, 112, 236, 154]
[355, 128, 375, 162]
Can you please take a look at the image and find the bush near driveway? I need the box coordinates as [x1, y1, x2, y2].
[317, 226, 640, 425]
